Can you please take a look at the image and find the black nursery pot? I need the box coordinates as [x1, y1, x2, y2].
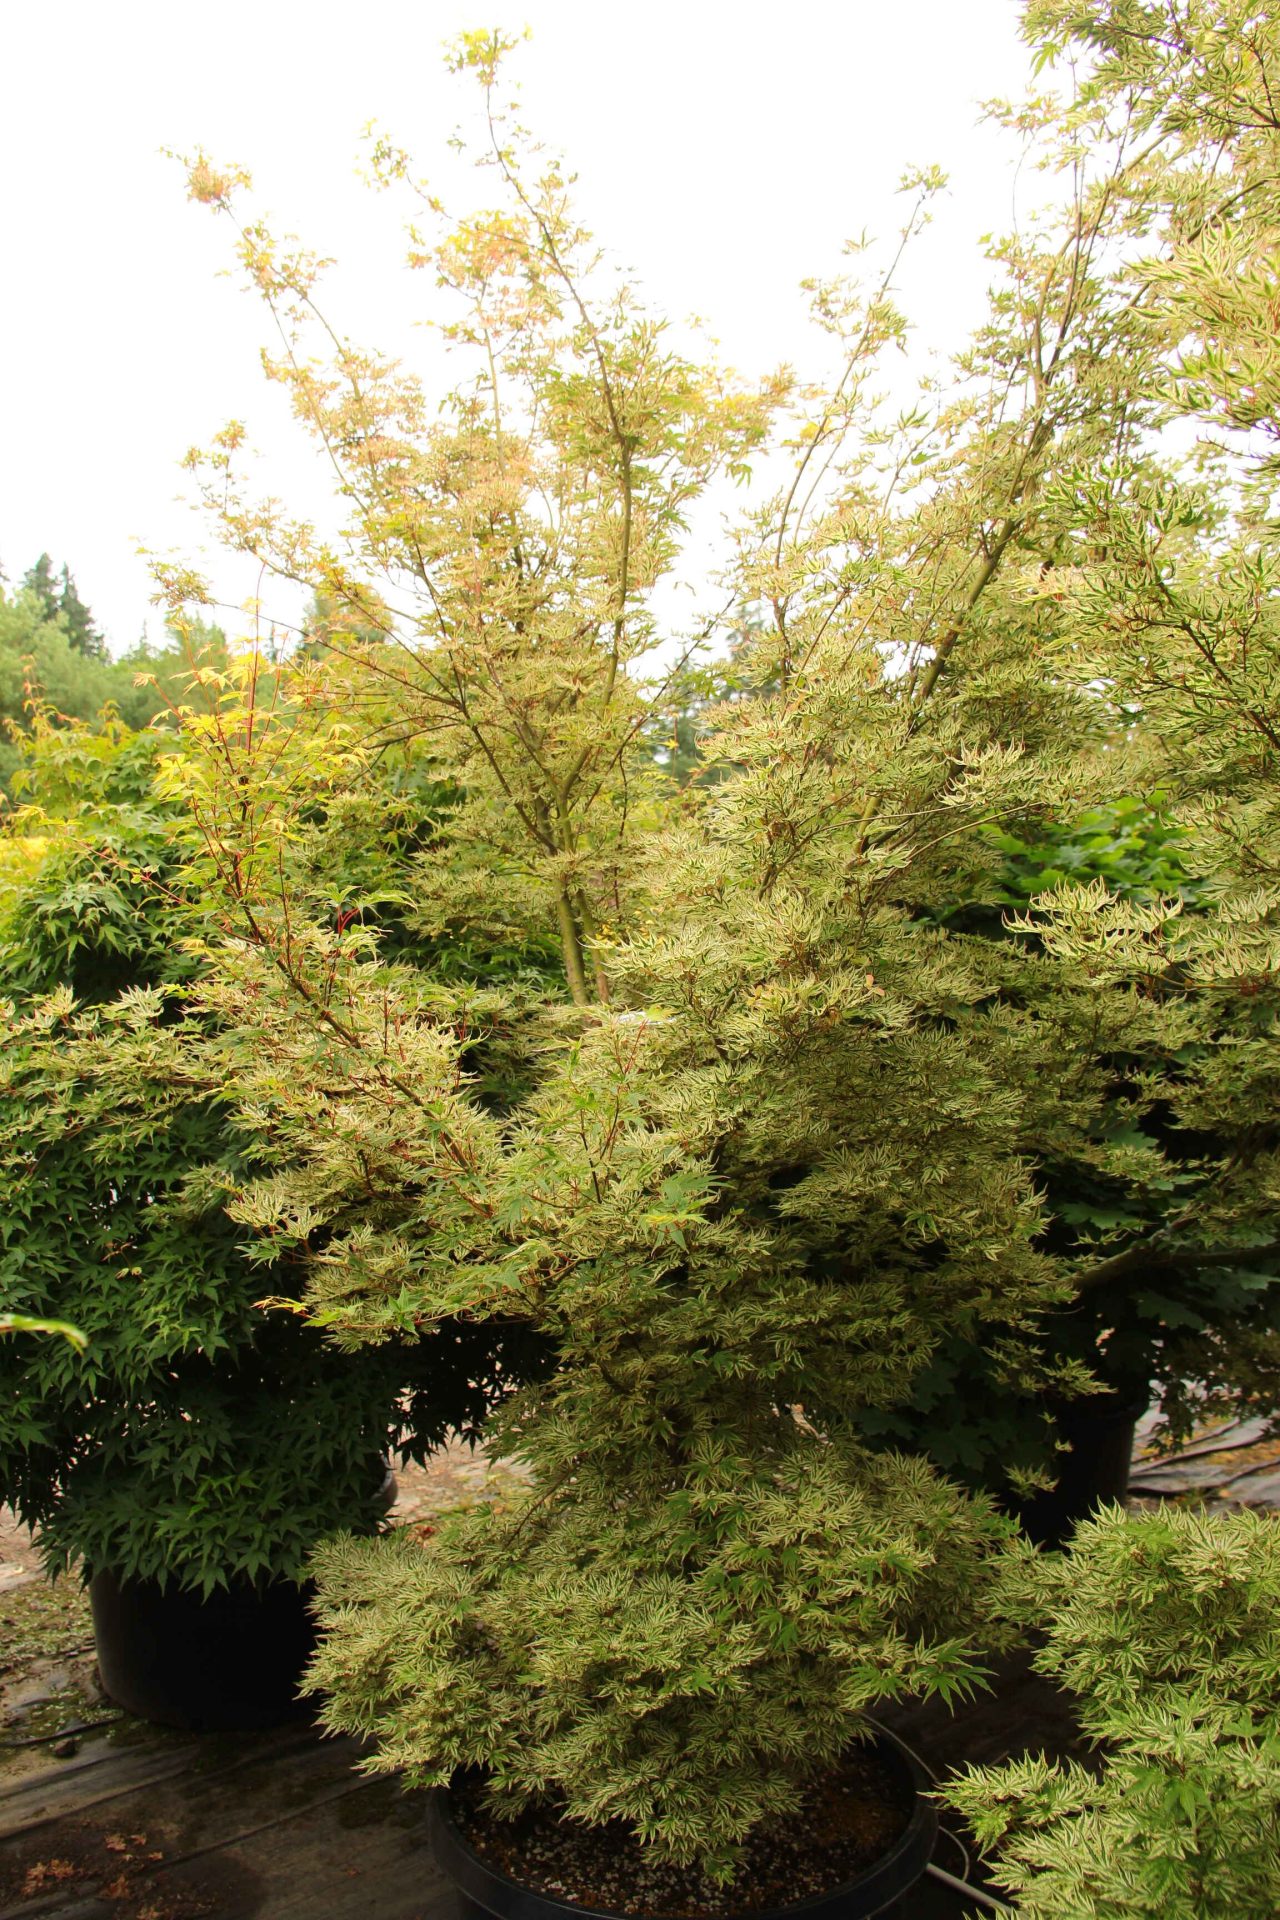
[89, 1566, 320, 1733]
[1015, 1389, 1147, 1550]
[90, 1459, 400, 1732]
[428, 1732, 937, 1920]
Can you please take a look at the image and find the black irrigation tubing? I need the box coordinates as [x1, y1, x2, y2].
[936, 1822, 974, 1882]
[1134, 1443, 1269, 1475]
[1130, 1440, 1251, 1475]
[1139, 1414, 1240, 1446]
[1131, 1442, 1280, 1493]
[925, 1860, 1015, 1914]
[145, 1771, 386, 1875]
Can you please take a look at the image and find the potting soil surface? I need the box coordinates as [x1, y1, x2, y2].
[452, 1745, 911, 1917]
[2, 1428, 1279, 1920]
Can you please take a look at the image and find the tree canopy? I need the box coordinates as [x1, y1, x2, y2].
[7, 0, 1280, 1892]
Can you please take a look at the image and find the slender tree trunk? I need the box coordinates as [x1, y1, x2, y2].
[574, 889, 611, 1003]
[556, 887, 592, 1006]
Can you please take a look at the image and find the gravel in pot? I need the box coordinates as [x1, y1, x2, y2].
[431, 1732, 936, 1920]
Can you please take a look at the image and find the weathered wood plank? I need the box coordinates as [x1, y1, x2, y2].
[156, 1774, 452, 1919]
[0, 1720, 455, 1920]
[0, 1723, 323, 1839]
[0, 1739, 201, 1840]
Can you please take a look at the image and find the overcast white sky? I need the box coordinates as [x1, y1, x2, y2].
[1, 0, 1035, 652]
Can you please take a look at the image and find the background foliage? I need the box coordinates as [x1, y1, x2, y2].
[0, 714, 548, 1590]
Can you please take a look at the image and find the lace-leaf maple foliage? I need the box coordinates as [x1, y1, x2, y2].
[166, 38, 785, 1012]
[1008, 0, 1280, 1400]
[944, 1505, 1280, 1919]
[159, 10, 1280, 1883]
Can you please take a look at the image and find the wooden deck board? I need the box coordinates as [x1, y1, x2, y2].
[0, 1681, 1031, 1920]
[0, 1717, 452, 1920]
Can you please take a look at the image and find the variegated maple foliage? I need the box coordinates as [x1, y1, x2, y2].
[945, 1506, 1280, 1919]
[168, 36, 783, 1008]
[147, 7, 1280, 1881]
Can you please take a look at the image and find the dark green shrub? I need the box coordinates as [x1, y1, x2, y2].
[0, 715, 546, 1590]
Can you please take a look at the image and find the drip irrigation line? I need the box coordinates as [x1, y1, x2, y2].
[937, 1820, 973, 1881]
[925, 1859, 1016, 1913]
[147, 1771, 386, 1873]
[864, 1715, 937, 1781]
[863, 1716, 1008, 1908]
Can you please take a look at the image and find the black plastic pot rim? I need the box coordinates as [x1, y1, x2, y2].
[428, 1730, 937, 1920]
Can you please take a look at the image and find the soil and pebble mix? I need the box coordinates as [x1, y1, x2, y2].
[452, 1745, 911, 1918]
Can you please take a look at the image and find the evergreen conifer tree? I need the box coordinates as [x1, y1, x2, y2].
[56, 562, 106, 659]
[20, 553, 106, 658]
[20, 554, 60, 627]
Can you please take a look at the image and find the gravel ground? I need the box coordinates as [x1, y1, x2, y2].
[388, 1437, 530, 1531]
[0, 1507, 43, 1597]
